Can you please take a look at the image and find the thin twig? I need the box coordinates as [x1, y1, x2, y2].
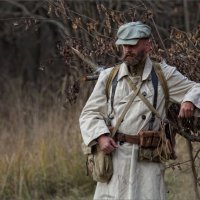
[150, 17, 169, 59]
[171, 26, 200, 52]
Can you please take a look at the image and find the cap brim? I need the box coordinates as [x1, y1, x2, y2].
[115, 38, 139, 45]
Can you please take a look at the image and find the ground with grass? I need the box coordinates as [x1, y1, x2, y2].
[0, 79, 199, 200]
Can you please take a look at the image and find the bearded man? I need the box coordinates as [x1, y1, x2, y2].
[79, 21, 200, 200]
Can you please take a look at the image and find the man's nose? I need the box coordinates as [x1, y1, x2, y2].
[124, 45, 134, 51]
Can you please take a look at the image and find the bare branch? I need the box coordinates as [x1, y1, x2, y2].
[4, 0, 30, 15]
[187, 141, 200, 199]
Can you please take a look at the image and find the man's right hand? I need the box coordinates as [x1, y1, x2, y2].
[97, 134, 118, 154]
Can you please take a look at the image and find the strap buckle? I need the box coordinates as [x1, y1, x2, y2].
[117, 133, 125, 145]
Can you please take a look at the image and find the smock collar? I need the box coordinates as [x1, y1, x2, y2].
[117, 56, 153, 81]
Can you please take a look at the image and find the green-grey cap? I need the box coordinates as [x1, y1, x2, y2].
[116, 21, 151, 45]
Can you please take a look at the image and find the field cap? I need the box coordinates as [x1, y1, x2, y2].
[115, 21, 151, 45]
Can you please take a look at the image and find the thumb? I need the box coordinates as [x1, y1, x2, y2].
[110, 138, 118, 148]
[178, 108, 183, 118]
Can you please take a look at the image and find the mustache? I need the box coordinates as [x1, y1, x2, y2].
[121, 53, 136, 61]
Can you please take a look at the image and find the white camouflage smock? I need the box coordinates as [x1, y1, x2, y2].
[79, 56, 200, 200]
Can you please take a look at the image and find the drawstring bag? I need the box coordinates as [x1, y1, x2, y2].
[83, 144, 113, 183]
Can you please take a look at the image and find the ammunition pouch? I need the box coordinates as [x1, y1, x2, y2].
[138, 123, 177, 163]
[139, 130, 161, 148]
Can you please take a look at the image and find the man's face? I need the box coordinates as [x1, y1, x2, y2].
[122, 39, 151, 66]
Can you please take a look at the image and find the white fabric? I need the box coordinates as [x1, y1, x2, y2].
[79, 57, 200, 200]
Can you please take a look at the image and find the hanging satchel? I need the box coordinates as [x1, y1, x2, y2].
[83, 143, 113, 183]
[83, 78, 143, 183]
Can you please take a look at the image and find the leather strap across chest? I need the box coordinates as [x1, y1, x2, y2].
[126, 76, 162, 120]
[106, 62, 169, 126]
[110, 80, 143, 138]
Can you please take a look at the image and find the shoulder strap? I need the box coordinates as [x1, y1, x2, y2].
[149, 67, 158, 130]
[151, 67, 158, 109]
[105, 65, 120, 101]
[106, 63, 169, 112]
[110, 71, 119, 111]
[152, 62, 169, 115]
[105, 62, 169, 128]
[126, 76, 162, 120]
[111, 81, 143, 137]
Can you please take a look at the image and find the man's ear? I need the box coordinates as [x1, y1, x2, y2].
[145, 39, 152, 53]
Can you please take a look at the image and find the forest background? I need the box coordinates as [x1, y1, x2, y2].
[0, 0, 200, 200]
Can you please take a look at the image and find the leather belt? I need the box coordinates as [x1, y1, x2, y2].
[115, 132, 140, 145]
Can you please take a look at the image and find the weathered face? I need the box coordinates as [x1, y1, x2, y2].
[122, 39, 151, 66]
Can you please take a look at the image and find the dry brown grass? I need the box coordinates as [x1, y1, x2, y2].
[0, 78, 199, 200]
[0, 78, 95, 200]
[165, 136, 200, 200]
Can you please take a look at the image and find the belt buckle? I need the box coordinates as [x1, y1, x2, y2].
[118, 133, 125, 145]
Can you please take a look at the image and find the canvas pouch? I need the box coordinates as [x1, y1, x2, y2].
[82, 143, 113, 183]
[138, 124, 176, 163]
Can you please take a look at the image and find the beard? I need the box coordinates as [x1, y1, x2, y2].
[122, 50, 145, 66]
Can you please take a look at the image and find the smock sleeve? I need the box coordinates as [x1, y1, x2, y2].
[79, 69, 112, 146]
[161, 62, 200, 116]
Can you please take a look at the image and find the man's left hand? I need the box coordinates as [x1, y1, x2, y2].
[178, 101, 195, 118]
